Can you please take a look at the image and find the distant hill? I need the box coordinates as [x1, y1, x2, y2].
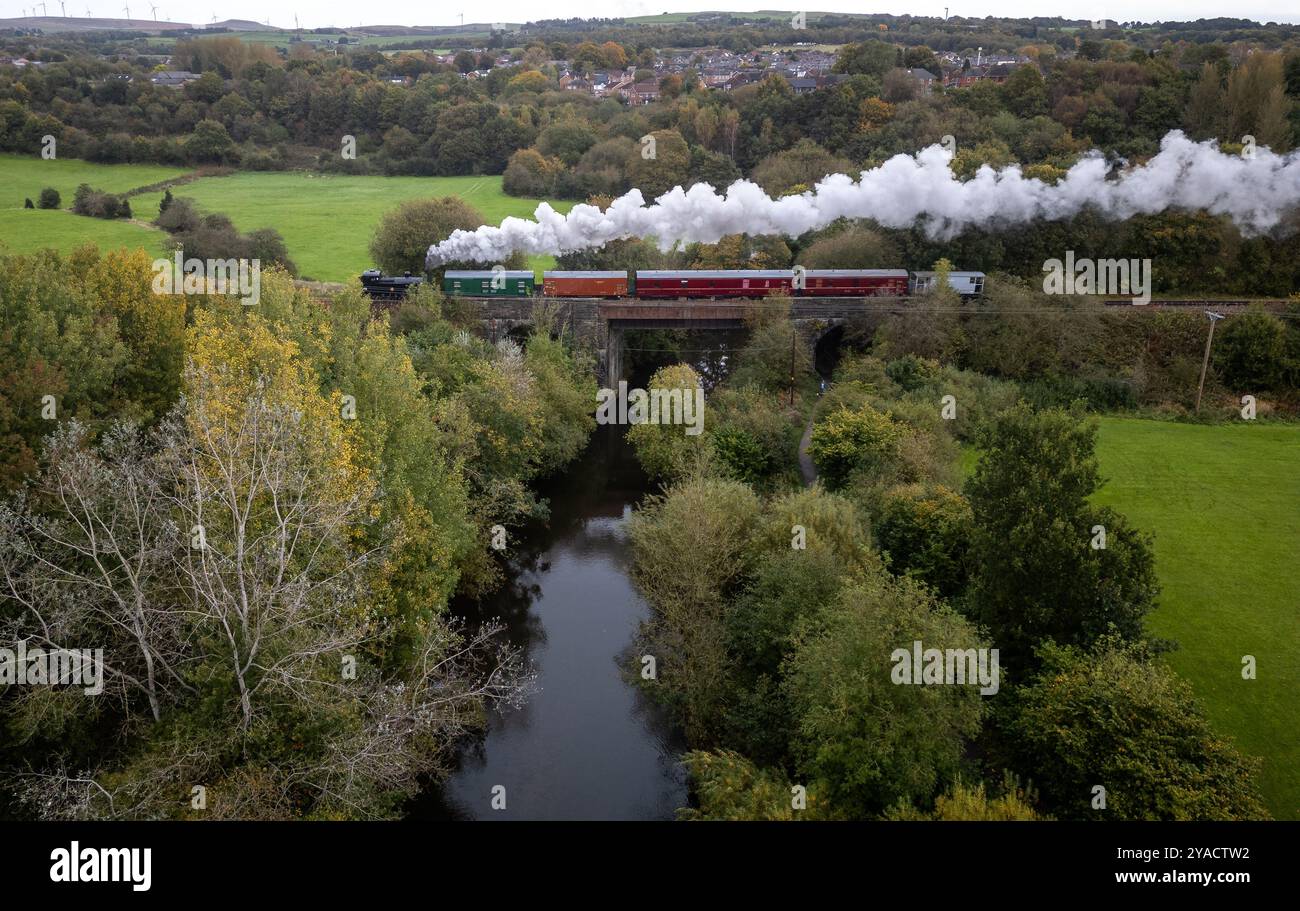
[0, 16, 193, 32]
[0, 16, 511, 36]
[332, 24, 512, 36]
[208, 19, 276, 32]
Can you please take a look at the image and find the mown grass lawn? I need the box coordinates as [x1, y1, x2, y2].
[133, 171, 573, 282]
[1092, 416, 1300, 820]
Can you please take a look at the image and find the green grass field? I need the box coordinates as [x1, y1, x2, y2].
[133, 171, 571, 282]
[0, 208, 169, 258]
[1092, 417, 1300, 820]
[0, 154, 187, 208]
[0, 155, 184, 261]
[960, 416, 1298, 818]
[0, 157, 571, 282]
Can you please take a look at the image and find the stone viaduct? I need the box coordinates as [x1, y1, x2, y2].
[469, 296, 905, 384]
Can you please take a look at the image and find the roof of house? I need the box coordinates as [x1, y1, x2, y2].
[151, 70, 199, 83]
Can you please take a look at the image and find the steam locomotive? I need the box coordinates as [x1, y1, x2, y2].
[359, 269, 426, 303]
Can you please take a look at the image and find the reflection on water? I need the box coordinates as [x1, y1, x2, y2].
[408, 427, 688, 820]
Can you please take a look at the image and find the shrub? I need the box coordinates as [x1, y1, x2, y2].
[156, 197, 201, 233]
[809, 403, 906, 489]
[885, 354, 941, 391]
[71, 183, 130, 219]
[1006, 640, 1270, 820]
[501, 148, 562, 197]
[625, 363, 709, 482]
[965, 404, 1159, 664]
[1217, 307, 1287, 391]
[887, 774, 1048, 820]
[876, 483, 974, 599]
[678, 750, 832, 820]
[785, 569, 987, 818]
[37, 187, 61, 209]
[370, 196, 505, 277]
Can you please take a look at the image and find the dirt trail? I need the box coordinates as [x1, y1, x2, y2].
[798, 414, 817, 487]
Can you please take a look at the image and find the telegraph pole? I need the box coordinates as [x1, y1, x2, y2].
[788, 326, 796, 407]
[1195, 310, 1225, 413]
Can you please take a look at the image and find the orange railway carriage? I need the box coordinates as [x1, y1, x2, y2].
[542, 271, 629, 298]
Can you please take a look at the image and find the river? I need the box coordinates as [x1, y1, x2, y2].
[408, 424, 689, 820]
[406, 329, 756, 821]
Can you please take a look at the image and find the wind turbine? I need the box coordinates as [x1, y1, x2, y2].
[40, 1, 48, 15]
[122, 3, 129, 22]
[61, 1, 67, 16]
[150, 3, 157, 20]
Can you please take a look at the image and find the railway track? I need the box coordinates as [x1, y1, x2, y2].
[1101, 299, 1291, 308]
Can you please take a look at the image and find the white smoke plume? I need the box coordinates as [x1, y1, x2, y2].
[425, 131, 1300, 267]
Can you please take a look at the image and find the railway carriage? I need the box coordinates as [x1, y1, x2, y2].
[443, 270, 535, 297]
[634, 269, 794, 298]
[542, 271, 629, 298]
[910, 271, 985, 298]
[800, 269, 909, 297]
[372, 267, 986, 303]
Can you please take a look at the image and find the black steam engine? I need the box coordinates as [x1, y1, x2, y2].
[359, 269, 424, 304]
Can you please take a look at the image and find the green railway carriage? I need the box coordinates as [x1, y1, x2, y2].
[443, 270, 536, 297]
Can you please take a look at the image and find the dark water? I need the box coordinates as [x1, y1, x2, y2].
[408, 426, 689, 820]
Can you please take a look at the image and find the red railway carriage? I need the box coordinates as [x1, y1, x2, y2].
[542, 270, 629, 298]
[635, 270, 794, 299]
[800, 269, 909, 297]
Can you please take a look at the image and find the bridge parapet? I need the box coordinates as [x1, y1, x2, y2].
[457, 295, 897, 384]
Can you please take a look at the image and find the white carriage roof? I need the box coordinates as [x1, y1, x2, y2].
[635, 270, 792, 278]
[801, 269, 909, 276]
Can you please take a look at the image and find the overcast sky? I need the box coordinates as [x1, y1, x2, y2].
[6, 2, 1299, 30]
